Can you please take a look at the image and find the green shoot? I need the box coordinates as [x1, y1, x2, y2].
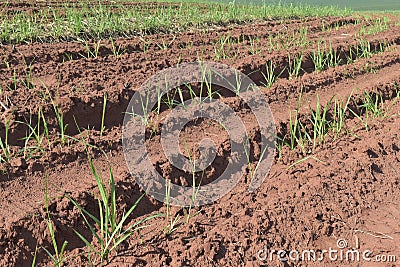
[126, 89, 150, 125]
[349, 108, 369, 132]
[331, 94, 352, 138]
[308, 95, 332, 149]
[19, 114, 46, 159]
[164, 179, 181, 235]
[359, 91, 387, 119]
[288, 53, 303, 79]
[287, 155, 325, 170]
[110, 38, 126, 57]
[31, 242, 38, 267]
[261, 61, 284, 88]
[326, 42, 342, 68]
[50, 99, 68, 146]
[357, 40, 372, 58]
[0, 119, 11, 163]
[248, 36, 261, 55]
[140, 37, 151, 54]
[81, 40, 101, 59]
[214, 33, 235, 61]
[183, 140, 202, 224]
[156, 36, 176, 51]
[42, 176, 69, 267]
[311, 40, 325, 72]
[284, 89, 310, 152]
[200, 65, 220, 101]
[100, 92, 107, 136]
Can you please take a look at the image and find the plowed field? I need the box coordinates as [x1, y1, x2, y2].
[0, 2, 399, 266]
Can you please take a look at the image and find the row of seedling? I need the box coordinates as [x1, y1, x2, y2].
[2, 17, 389, 76]
[268, 26, 310, 51]
[207, 18, 356, 62]
[18, 20, 317, 65]
[0, 38, 394, 162]
[211, 26, 310, 60]
[178, 19, 389, 61]
[276, 88, 400, 155]
[129, 65, 242, 124]
[357, 17, 391, 37]
[165, 17, 353, 59]
[258, 38, 393, 88]
[0, 90, 109, 164]
[309, 38, 389, 72]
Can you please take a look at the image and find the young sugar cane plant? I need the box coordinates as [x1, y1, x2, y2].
[276, 90, 307, 152]
[164, 140, 204, 234]
[80, 40, 101, 59]
[110, 38, 126, 57]
[331, 93, 352, 138]
[156, 36, 176, 51]
[357, 39, 372, 58]
[311, 40, 325, 71]
[50, 99, 68, 146]
[164, 179, 181, 236]
[67, 157, 161, 265]
[308, 95, 332, 149]
[126, 89, 151, 125]
[0, 118, 11, 163]
[288, 53, 303, 79]
[214, 33, 235, 61]
[183, 141, 202, 224]
[19, 113, 46, 159]
[214, 68, 245, 97]
[248, 36, 261, 55]
[243, 135, 270, 181]
[326, 42, 342, 68]
[261, 61, 284, 88]
[42, 177, 69, 267]
[100, 92, 107, 136]
[200, 64, 220, 101]
[359, 91, 387, 119]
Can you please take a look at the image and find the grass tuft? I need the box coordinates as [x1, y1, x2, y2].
[67, 157, 160, 264]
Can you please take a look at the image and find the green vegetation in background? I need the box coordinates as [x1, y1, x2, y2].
[0, 1, 352, 44]
[213, 0, 400, 11]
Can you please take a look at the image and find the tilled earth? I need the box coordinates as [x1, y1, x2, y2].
[0, 7, 399, 267]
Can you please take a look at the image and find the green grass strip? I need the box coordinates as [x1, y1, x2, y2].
[0, 1, 352, 44]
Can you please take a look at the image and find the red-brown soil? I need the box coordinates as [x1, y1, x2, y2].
[0, 6, 399, 267]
